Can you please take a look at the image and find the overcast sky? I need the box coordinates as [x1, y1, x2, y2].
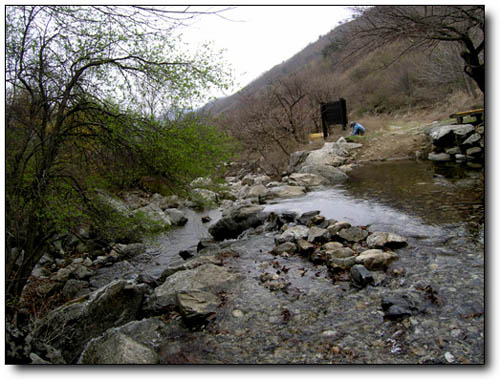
[175, 5, 355, 100]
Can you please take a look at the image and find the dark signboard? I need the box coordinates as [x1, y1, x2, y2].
[320, 98, 347, 138]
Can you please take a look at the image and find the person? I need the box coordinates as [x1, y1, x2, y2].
[350, 121, 365, 136]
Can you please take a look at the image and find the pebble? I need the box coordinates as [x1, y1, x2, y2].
[232, 309, 244, 318]
[321, 330, 336, 337]
[444, 351, 455, 363]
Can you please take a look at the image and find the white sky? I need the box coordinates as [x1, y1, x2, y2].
[175, 5, 355, 100]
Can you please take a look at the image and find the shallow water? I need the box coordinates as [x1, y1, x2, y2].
[110, 160, 485, 363]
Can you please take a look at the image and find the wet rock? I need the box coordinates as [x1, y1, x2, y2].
[428, 152, 451, 162]
[298, 164, 348, 185]
[201, 216, 212, 223]
[147, 264, 236, 312]
[275, 225, 310, 244]
[164, 208, 188, 226]
[326, 255, 357, 270]
[327, 221, 351, 235]
[337, 226, 369, 243]
[179, 249, 195, 260]
[307, 226, 330, 244]
[271, 242, 297, 255]
[366, 232, 408, 249]
[296, 239, 315, 256]
[79, 319, 169, 364]
[176, 290, 219, 323]
[209, 205, 267, 241]
[156, 256, 223, 285]
[31, 280, 148, 363]
[350, 265, 374, 288]
[62, 279, 90, 299]
[288, 173, 326, 187]
[324, 247, 355, 259]
[381, 293, 424, 320]
[133, 203, 172, 227]
[355, 249, 399, 271]
[297, 210, 321, 226]
[266, 185, 306, 199]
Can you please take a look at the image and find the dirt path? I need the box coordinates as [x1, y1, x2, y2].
[323, 114, 438, 163]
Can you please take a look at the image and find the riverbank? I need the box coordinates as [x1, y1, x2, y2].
[7, 136, 484, 364]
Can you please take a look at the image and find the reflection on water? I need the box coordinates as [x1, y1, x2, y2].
[345, 160, 484, 227]
[265, 160, 484, 241]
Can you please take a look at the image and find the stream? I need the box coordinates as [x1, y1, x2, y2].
[94, 160, 485, 364]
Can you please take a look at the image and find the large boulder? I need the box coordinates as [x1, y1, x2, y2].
[146, 264, 237, 312]
[31, 280, 148, 363]
[209, 205, 267, 241]
[275, 225, 310, 244]
[288, 173, 326, 187]
[426, 124, 475, 150]
[78, 318, 172, 364]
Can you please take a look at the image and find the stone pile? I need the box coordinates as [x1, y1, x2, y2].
[425, 123, 484, 165]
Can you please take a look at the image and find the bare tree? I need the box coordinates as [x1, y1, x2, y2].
[347, 6, 484, 93]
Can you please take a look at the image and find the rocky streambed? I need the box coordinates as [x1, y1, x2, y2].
[13, 140, 484, 365]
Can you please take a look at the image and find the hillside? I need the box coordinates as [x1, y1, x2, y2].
[204, 6, 484, 176]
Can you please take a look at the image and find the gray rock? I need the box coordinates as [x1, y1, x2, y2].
[79, 330, 159, 364]
[327, 221, 351, 235]
[156, 255, 223, 285]
[148, 264, 236, 312]
[350, 265, 374, 288]
[426, 124, 474, 147]
[355, 249, 399, 271]
[324, 247, 355, 259]
[209, 205, 267, 241]
[381, 293, 424, 320]
[337, 226, 369, 243]
[176, 290, 219, 322]
[164, 208, 188, 226]
[428, 152, 452, 162]
[133, 203, 172, 227]
[32, 280, 147, 363]
[307, 226, 330, 244]
[297, 210, 321, 226]
[62, 279, 90, 299]
[298, 164, 348, 185]
[296, 239, 316, 255]
[275, 225, 310, 244]
[326, 256, 357, 270]
[288, 173, 326, 187]
[366, 232, 408, 249]
[266, 185, 306, 199]
[271, 241, 297, 255]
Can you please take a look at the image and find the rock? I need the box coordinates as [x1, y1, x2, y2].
[426, 124, 474, 147]
[266, 185, 306, 199]
[326, 255, 357, 270]
[112, 243, 146, 258]
[322, 241, 343, 251]
[79, 330, 159, 364]
[190, 177, 213, 188]
[307, 226, 330, 244]
[271, 242, 297, 255]
[176, 290, 219, 323]
[275, 225, 310, 244]
[156, 256, 223, 285]
[337, 226, 369, 243]
[466, 147, 483, 159]
[381, 293, 423, 320]
[428, 152, 451, 162]
[133, 203, 172, 228]
[62, 279, 90, 299]
[298, 164, 348, 185]
[191, 188, 218, 205]
[201, 216, 212, 223]
[31, 280, 148, 363]
[297, 210, 321, 226]
[296, 239, 316, 255]
[164, 208, 188, 226]
[78, 318, 170, 364]
[355, 249, 399, 271]
[445, 146, 462, 155]
[147, 264, 236, 312]
[350, 265, 374, 288]
[327, 221, 351, 235]
[461, 132, 481, 147]
[288, 173, 326, 187]
[209, 205, 267, 241]
[179, 249, 195, 260]
[324, 247, 355, 259]
[366, 232, 408, 249]
[247, 184, 269, 198]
